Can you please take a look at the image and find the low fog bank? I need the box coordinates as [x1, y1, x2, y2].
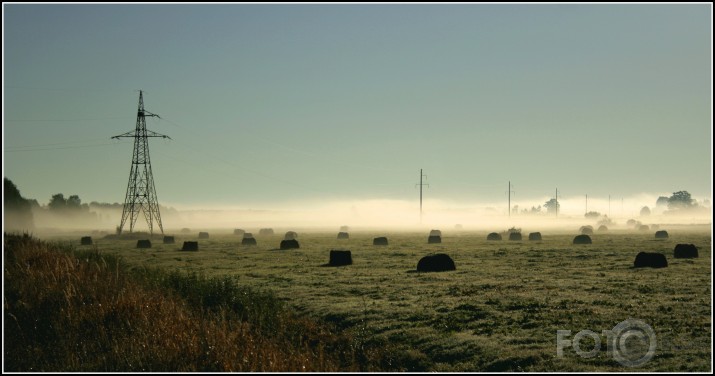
[14, 197, 712, 237]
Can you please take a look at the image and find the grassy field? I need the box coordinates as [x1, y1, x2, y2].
[44, 226, 711, 371]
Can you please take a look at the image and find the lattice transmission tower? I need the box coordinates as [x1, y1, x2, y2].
[112, 90, 170, 235]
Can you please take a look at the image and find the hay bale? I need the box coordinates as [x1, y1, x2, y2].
[80, 236, 93, 245]
[508, 232, 522, 241]
[182, 241, 198, 251]
[651, 224, 660, 230]
[634, 252, 668, 268]
[259, 228, 274, 236]
[580, 226, 594, 235]
[673, 244, 698, 258]
[280, 239, 300, 250]
[329, 250, 352, 266]
[528, 232, 542, 241]
[163, 236, 175, 244]
[573, 235, 592, 244]
[417, 253, 456, 272]
[136, 239, 152, 249]
[198, 232, 209, 239]
[626, 219, 637, 228]
[337, 232, 349, 239]
[429, 229, 442, 236]
[373, 237, 388, 246]
[180, 228, 191, 233]
[655, 230, 669, 239]
[242, 233, 256, 246]
[454, 224, 463, 230]
[487, 232, 502, 241]
[638, 225, 650, 231]
[428, 235, 442, 244]
[233, 229, 245, 236]
[340, 225, 350, 232]
[284, 231, 298, 240]
[597, 225, 608, 232]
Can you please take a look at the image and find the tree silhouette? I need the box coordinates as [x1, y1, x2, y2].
[668, 191, 695, 210]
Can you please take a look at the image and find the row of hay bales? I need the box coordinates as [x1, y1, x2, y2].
[633, 244, 698, 268]
[81, 228, 674, 249]
[486, 232, 541, 241]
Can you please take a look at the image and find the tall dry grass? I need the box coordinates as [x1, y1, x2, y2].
[3, 233, 398, 371]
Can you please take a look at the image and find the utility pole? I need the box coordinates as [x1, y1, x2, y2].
[507, 181, 516, 218]
[555, 188, 559, 218]
[415, 169, 429, 224]
[112, 90, 171, 235]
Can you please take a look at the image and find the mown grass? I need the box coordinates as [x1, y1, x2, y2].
[63, 225, 711, 372]
[3, 233, 400, 372]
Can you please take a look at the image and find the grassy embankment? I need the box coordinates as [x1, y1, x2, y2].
[3, 233, 402, 372]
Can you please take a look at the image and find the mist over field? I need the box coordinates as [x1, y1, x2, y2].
[21, 195, 711, 235]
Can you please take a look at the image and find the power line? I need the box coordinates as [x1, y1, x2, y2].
[415, 169, 429, 224]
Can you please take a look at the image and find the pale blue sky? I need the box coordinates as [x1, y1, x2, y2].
[3, 4, 712, 212]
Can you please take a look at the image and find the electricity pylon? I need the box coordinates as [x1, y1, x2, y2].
[112, 90, 170, 235]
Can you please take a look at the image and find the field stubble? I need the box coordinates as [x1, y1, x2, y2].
[69, 227, 711, 371]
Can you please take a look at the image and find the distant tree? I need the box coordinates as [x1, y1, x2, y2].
[585, 211, 601, 218]
[640, 206, 651, 216]
[597, 215, 613, 226]
[544, 198, 559, 214]
[656, 196, 669, 208]
[67, 194, 82, 209]
[4, 178, 34, 230]
[48, 193, 67, 212]
[668, 191, 696, 211]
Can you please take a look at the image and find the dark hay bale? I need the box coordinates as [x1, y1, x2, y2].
[638, 225, 650, 231]
[373, 237, 388, 246]
[573, 235, 592, 244]
[280, 239, 300, 250]
[508, 232, 522, 241]
[655, 230, 669, 239]
[180, 228, 191, 233]
[242, 233, 256, 245]
[673, 244, 698, 259]
[428, 235, 442, 244]
[284, 231, 298, 240]
[198, 232, 209, 239]
[259, 228, 274, 236]
[528, 232, 542, 241]
[417, 253, 456, 272]
[80, 236, 93, 245]
[329, 250, 352, 266]
[242, 237, 257, 246]
[182, 241, 198, 251]
[487, 232, 502, 241]
[233, 229, 245, 236]
[598, 225, 608, 232]
[579, 226, 594, 235]
[337, 232, 349, 239]
[136, 239, 152, 249]
[429, 229, 442, 236]
[634, 252, 668, 268]
[340, 225, 350, 232]
[163, 236, 175, 244]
